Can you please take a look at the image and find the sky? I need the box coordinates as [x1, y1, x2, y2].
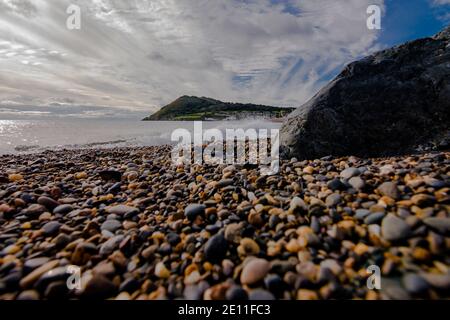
[0, 0, 449, 119]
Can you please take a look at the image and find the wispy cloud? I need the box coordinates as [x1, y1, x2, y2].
[430, 0, 450, 22]
[0, 0, 385, 115]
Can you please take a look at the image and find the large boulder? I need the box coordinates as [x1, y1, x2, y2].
[280, 26, 450, 160]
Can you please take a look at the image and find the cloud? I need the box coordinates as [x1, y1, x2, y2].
[431, 0, 450, 5]
[0, 0, 385, 116]
[430, 0, 450, 21]
[0, 0, 39, 17]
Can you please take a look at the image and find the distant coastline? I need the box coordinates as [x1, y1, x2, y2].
[142, 96, 295, 121]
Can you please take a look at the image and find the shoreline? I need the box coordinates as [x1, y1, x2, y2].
[0, 146, 449, 300]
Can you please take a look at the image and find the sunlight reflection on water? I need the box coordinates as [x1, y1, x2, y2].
[0, 119, 281, 155]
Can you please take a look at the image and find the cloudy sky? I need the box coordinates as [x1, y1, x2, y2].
[0, 0, 449, 119]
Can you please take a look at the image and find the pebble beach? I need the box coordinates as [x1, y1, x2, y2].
[0, 146, 449, 300]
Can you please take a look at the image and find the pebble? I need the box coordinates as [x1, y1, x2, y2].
[402, 274, 429, 294]
[37, 196, 59, 210]
[327, 178, 346, 191]
[348, 176, 365, 190]
[381, 214, 411, 241]
[155, 262, 170, 278]
[297, 289, 319, 300]
[20, 260, 59, 288]
[355, 209, 370, 220]
[224, 223, 242, 243]
[184, 204, 205, 221]
[53, 204, 74, 215]
[240, 258, 270, 285]
[2, 244, 20, 255]
[410, 194, 435, 207]
[204, 233, 228, 263]
[35, 267, 69, 291]
[423, 217, 450, 235]
[22, 204, 46, 217]
[101, 220, 122, 233]
[41, 221, 62, 236]
[217, 179, 234, 188]
[75, 172, 87, 180]
[325, 193, 341, 207]
[364, 212, 385, 225]
[320, 259, 342, 275]
[248, 289, 275, 300]
[226, 286, 248, 300]
[290, 196, 307, 211]
[377, 182, 400, 200]
[8, 173, 23, 182]
[340, 167, 360, 180]
[99, 235, 124, 256]
[237, 238, 260, 256]
[106, 205, 138, 216]
[421, 273, 450, 290]
[99, 170, 122, 182]
[24, 257, 51, 273]
[166, 232, 181, 246]
[264, 274, 285, 295]
[83, 274, 117, 299]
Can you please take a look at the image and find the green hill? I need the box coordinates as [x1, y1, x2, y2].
[142, 96, 295, 121]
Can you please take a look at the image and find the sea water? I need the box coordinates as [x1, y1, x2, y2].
[0, 119, 281, 155]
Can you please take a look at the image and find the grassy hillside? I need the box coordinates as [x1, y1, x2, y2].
[142, 96, 295, 121]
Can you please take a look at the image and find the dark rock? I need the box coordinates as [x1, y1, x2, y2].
[83, 274, 117, 299]
[281, 26, 450, 159]
[17, 290, 40, 300]
[217, 179, 234, 188]
[3, 272, 21, 291]
[24, 257, 50, 274]
[166, 232, 181, 246]
[106, 182, 122, 194]
[184, 204, 205, 221]
[54, 234, 71, 248]
[99, 170, 122, 182]
[264, 274, 286, 296]
[402, 273, 429, 295]
[44, 280, 69, 299]
[37, 196, 59, 210]
[41, 221, 62, 236]
[327, 179, 346, 191]
[35, 267, 69, 291]
[22, 204, 46, 217]
[248, 289, 275, 300]
[204, 233, 227, 263]
[226, 286, 248, 300]
[53, 204, 74, 215]
[99, 235, 124, 256]
[119, 277, 140, 293]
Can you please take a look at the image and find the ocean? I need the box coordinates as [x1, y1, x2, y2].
[0, 119, 281, 155]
